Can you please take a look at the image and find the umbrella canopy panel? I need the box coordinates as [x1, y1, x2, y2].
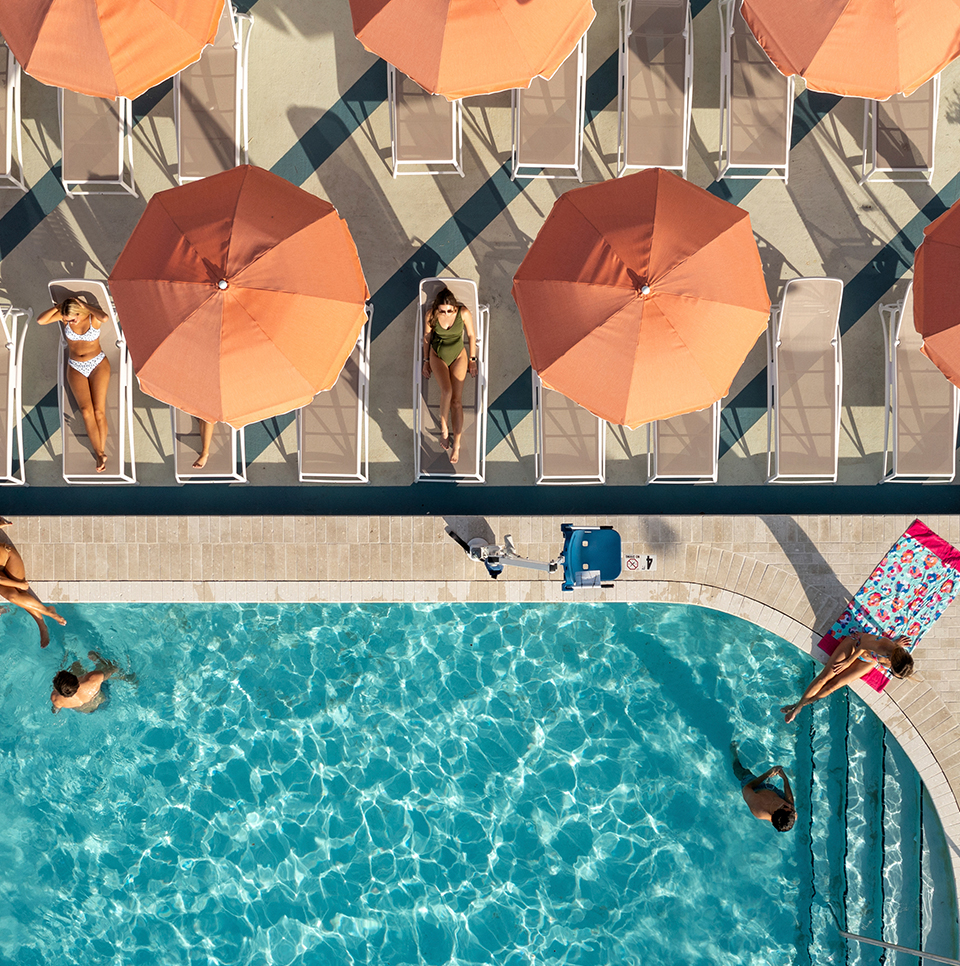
[914, 200, 960, 389]
[512, 168, 770, 429]
[740, 0, 960, 100]
[0, 0, 224, 99]
[350, 0, 596, 101]
[109, 165, 370, 428]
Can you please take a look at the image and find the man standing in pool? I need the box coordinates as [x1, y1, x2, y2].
[731, 744, 796, 832]
[51, 651, 127, 714]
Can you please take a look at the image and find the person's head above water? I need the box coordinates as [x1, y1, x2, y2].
[53, 670, 79, 697]
[771, 805, 796, 832]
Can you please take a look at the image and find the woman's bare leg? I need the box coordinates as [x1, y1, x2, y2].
[88, 358, 111, 472]
[193, 419, 215, 468]
[429, 350, 454, 447]
[782, 658, 874, 723]
[447, 350, 468, 465]
[67, 360, 111, 471]
[0, 585, 66, 648]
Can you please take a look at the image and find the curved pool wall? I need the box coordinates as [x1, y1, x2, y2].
[3, 601, 957, 966]
[15, 513, 960, 932]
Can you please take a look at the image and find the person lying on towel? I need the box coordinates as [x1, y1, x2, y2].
[781, 631, 914, 723]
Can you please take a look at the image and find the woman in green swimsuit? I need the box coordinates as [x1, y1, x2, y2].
[422, 288, 478, 465]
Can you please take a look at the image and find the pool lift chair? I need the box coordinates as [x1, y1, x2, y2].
[448, 524, 622, 590]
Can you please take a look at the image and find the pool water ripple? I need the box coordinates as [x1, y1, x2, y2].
[0, 601, 915, 965]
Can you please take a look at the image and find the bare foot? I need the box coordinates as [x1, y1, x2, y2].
[450, 443, 460, 465]
[95, 452, 108, 473]
[781, 704, 800, 724]
[192, 453, 209, 469]
[439, 434, 450, 451]
[50, 611, 66, 626]
[38, 621, 50, 649]
[0, 518, 12, 526]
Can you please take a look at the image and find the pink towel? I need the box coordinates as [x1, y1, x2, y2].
[817, 519, 960, 692]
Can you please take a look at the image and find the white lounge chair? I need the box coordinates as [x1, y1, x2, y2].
[511, 34, 587, 182]
[49, 280, 136, 484]
[533, 372, 605, 484]
[414, 277, 489, 482]
[766, 278, 844, 483]
[861, 75, 940, 186]
[0, 40, 25, 190]
[0, 303, 29, 484]
[174, 0, 253, 184]
[718, 0, 794, 183]
[648, 401, 719, 483]
[388, 64, 464, 178]
[171, 409, 246, 483]
[59, 90, 136, 197]
[617, 0, 693, 179]
[297, 310, 371, 483]
[879, 282, 958, 482]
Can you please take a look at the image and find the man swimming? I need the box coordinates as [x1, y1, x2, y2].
[732, 745, 796, 832]
[51, 651, 120, 714]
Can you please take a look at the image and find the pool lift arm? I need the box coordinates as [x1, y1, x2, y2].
[446, 524, 623, 589]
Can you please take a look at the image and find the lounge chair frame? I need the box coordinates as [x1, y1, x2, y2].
[174, 0, 253, 185]
[388, 64, 464, 178]
[297, 307, 371, 484]
[647, 400, 720, 483]
[49, 279, 136, 484]
[532, 372, 605, 484]
[718, 0, 795, 183]
[766, 277, 844, 483]
[0, 42, 25, 190]
[617, 0, 693, 179]
[860, 74, 940, 186]
[0, 304, 29, 484]
[171, 409, 247, 484]
[58, 89, 136, 198]
[511, 34, 587, 182]
[879, 282, 959, 483]
[414, 277, 489, 482]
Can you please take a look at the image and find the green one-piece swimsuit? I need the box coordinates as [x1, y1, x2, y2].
[430, 308, 465, 366]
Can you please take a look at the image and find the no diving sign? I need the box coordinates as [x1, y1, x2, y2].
[625, 554, 656, 572]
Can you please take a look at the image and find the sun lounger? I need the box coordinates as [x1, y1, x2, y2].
[766, 277, 844, 483]
[533, 372, 604, 484]
[174, 0, 253, 184]
[171, 409, 246, 483]
[879, 282, 958, 482]
[414, 277, 489, 482]
[388, 65, 464, 177]
[617, 0, 693, 179]
[59, 89, 136, 197]
[0, 303, 29, 484]
[49, 279, 136, 484]
[511, 34, 587, 181]
[718, 0, 794, 182]
[0, 40, 25, 190]
[297, 311, 371, 483]
[861, 75, 939, 186]
[817, 519, 959, 692]
[648, 401, 719, 483]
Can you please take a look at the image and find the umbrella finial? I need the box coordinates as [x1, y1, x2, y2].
[641, 284, 651, 296]
[217, 279, 229, 290]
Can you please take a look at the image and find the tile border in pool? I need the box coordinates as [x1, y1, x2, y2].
[19, 512, 960, 922]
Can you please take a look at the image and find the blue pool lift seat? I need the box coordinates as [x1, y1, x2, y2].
[560, 524, 622, 591]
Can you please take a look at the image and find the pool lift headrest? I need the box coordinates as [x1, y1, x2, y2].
[446, 524, 622, 590]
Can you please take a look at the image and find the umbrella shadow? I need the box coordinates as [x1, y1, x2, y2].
[463, 92, 511, 160]
[131, 80, 177, 186]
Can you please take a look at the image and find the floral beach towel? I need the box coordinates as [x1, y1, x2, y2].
[817, 519, 960, 692]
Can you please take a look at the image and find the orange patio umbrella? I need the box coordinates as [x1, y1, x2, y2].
[0, 0, 224, 99]
[740, 0, 960, 100]
[349, 0, 595, 100]
[913, 199, 960, 390]
[511, 168, 770, 429]
[108, 165, 369, 429]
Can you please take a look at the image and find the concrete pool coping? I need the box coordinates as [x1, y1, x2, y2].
[16, 512, 960, 918]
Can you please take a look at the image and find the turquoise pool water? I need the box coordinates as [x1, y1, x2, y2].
[0, 602, 953, 965]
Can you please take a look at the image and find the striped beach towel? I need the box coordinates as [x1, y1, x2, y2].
[817, 519, 960, 692]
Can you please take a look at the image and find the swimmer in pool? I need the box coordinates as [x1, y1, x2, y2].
[781, 630, 914, 724]
[51, 651, 129, 714]
[732, 744, 795, 832]
[0, 522, 66, 648]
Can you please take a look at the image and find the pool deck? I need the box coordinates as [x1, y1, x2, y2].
[14, 511, 960, 904]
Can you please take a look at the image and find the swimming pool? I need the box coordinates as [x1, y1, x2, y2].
[1, 602, 955, 965]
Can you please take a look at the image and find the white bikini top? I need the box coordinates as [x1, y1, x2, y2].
[63, 321, 101, 342]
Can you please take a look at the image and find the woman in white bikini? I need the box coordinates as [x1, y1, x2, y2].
[421, 288, 478, 465]
[781, 630, 914, 723]
[37, 296, 111, 472]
